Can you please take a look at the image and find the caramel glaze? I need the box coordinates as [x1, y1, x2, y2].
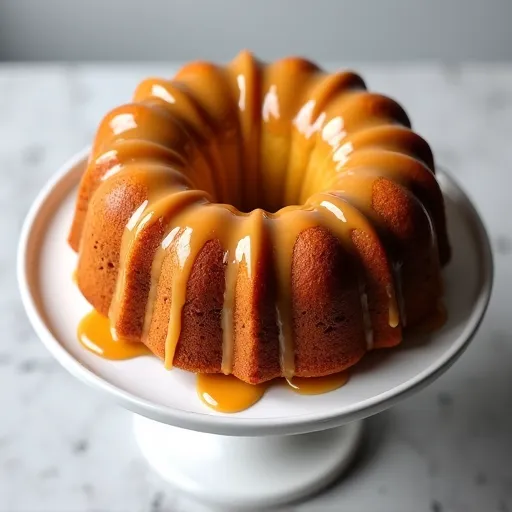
[287, 371, 349, 395]
[197, 373, 269, 413]
[198, 371, 350, 412]
[77, 310, 348, 412]
[69, 51, 450, 384]
[78, 309, 151, 359]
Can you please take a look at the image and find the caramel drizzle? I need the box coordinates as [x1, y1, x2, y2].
[220, 209, 264, 374]
[100, 51, 444, 379]
[140, 190, 211, 340]
[270, 207, 318, 376]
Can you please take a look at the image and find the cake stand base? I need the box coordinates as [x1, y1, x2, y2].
[133, 413, 364, 509]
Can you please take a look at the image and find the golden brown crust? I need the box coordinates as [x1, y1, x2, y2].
[76, 174, 148, 315]
[172, 239, 224, 374]
[372, 178, 443, 326]
[351, 229, 402, 349]
[292, 227, 367, 377]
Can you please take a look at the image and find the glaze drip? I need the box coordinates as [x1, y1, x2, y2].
[78, 310, 151, 360]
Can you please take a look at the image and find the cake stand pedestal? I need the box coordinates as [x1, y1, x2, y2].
[18, 149, 493, 509]
[134, 415, 363, 508]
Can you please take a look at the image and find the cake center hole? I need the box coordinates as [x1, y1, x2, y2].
[226, 170, 304, 214]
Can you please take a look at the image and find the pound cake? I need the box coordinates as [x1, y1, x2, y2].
[69, 51, 450, 384]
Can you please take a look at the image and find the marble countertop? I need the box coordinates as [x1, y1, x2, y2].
[1, 62, 511, 512]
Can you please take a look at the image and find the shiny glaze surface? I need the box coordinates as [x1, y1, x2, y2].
[287, 372, 350, 395]
[197, 374, 268, 413]
[74, 50, 448, 381]
[197, 372, 350, 412]
[78, 310, 151, 360]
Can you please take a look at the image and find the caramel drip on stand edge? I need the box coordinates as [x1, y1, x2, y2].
[78, 310, 350, 412]
[78, 310, 151, 360]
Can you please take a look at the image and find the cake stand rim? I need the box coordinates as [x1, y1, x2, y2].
[17, 147, 494, 437]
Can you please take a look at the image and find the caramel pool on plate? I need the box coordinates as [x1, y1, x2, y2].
[197, 374, 269, 413]
[286, 372, 349, 395]
[77, 309, 350, 412]
[78, 310, 151, 360]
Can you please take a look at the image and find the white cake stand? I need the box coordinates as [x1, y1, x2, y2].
[18, 148, 493, 510]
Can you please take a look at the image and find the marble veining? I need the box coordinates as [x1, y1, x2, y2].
[1, 62, 512, 512]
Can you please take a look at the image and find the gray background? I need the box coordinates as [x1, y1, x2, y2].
[2, 2, 512, 511]
[1, 0, 512, 62]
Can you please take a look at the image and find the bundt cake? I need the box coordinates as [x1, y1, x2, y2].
[69, 50, 450, 385]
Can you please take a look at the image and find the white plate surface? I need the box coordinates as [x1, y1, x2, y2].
[18, 149, 493, 436]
